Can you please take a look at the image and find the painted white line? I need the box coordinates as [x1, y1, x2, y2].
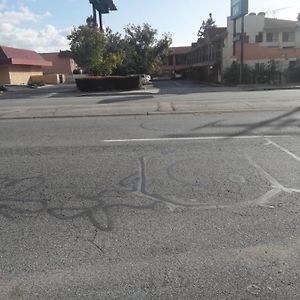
[246, 155, 284, 189]
[246, 154, 300, 208]
[103, 135, 288, 143]
[265, 138, 300, 163]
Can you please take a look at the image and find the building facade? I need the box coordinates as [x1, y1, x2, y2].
[0, 45, 52, 85]
[161, 47, 191, 76]
[162, 28, 227, 82]
[186, 27, 227, 82]
[162, 13, 300, 83]
[39, 51, 77, 76]
[223, 13, 300, 76]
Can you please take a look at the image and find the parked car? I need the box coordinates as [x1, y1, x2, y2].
[140, 74, 151, 84]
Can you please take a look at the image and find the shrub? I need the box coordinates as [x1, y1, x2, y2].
[287, 68, 300, 83]
[223, 63, 240, 84]
[28, 80, 45, 88]
[75, 76, 141, 92]
[286, 62, 300, 83]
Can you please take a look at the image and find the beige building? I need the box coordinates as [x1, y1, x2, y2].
[223, 13, 300, 72]
[0, 45, 52, 85]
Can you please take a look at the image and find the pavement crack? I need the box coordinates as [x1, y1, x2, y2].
[88, 228, 103, 255]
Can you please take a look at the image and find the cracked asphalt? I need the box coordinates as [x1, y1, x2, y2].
[1, 85, 300, 299]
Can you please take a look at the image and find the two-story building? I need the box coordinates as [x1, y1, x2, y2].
[162, 28, 227, 82]
[150, 13, 300, 83]
[186, 27, 227, 82]
[223, 12, 300, 76]
[161, 46, 191, 76]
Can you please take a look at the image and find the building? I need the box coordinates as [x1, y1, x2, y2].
[223, 13, 300, 78]
[38, 50, 78, 84]
[186, 27, 227, 82]
[162, 28, 227, 82]
[162, 13, 300, 83]
[0, 45, 52, 85]
[162, 46, 191, 76]
[39, 50, 77, 77]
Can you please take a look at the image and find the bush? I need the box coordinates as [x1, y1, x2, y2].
[223, 63, 240, 84]
[286, 59, 300, 83]
[75, 76, 141, 92]
[286, 65, 300, 83]
[224, 61, 281, 85]
[28, 80, 45, 88]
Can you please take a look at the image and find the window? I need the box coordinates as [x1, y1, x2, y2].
[289, 60, 297, 68]
[266, 32, 279, 43]
[255, 32, 263, 43]
[282, 32, 295, 42]
[244, 35, 249, 44]
[175, 54, 186, 65]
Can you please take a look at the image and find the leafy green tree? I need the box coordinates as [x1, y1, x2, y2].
[197, 13, 216, 41]
[117, 23, 172, 75]
[68, 25, 124, 76]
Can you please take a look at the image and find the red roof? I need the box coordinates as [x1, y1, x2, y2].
[0, 45, 52, 67]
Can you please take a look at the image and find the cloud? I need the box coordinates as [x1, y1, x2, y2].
[0, 6, 70, 52]
[0, 6, 50, 25]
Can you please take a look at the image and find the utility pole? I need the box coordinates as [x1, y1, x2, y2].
[233, 19, 237, 56]
[240, 16, 245, 84]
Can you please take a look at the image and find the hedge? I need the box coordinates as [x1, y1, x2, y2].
[75, 76, 141, 92]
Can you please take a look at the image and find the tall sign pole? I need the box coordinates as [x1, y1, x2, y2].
[231, 0, 248, 84]
[89, 0, 117, 31]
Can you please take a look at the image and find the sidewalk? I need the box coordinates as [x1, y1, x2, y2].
[1, 81, 300, 120]
[1, 96, 299, 120]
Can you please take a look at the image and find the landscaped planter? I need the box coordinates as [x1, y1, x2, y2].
[75, 76, 141, 92]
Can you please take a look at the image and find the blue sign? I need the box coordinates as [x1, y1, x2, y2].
[231, 0, 248, 20]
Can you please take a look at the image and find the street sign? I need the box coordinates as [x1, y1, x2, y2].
[231, 0, 248, 20]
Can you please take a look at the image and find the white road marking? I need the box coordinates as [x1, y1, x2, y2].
[246, 155, 300, 208]
[265, 138, 300, 163]
[103, 135, 288, 143]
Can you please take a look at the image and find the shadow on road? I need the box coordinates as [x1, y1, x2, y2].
[162, 107, 300, 138]
[98, 95, 154, 104]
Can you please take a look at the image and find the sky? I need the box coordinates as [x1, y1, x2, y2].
[0, 0, 299, 52]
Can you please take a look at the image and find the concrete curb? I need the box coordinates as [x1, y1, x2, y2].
[0, 106, 295, 121]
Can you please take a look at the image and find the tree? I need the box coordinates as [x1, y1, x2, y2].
[86, 15, 95, 28]
[68, 25, 124, 76]
[297, 13, 300, 22]
[197, 13, 216, 42]
[117, 23, 172, 75]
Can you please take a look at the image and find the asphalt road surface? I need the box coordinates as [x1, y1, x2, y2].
[1, 84, 300, 299]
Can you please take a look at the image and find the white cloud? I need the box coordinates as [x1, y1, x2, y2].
[0, 6, 50, 25]
[0, 6, 70, 52]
